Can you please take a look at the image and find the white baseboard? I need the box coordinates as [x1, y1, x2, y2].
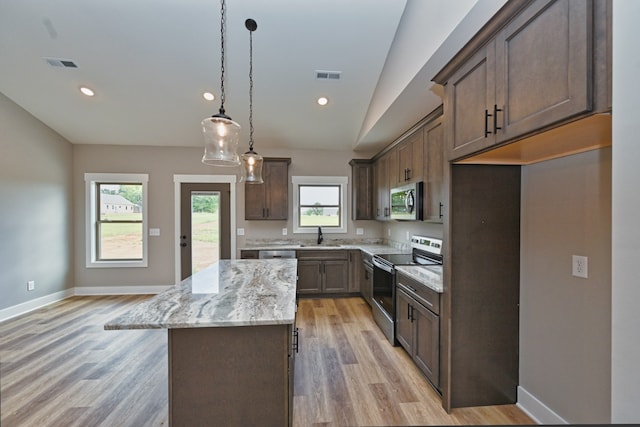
[0, 288, 74, 323]
[74, 285, 171, 295]
[0, 286, 170, 323]
[517, 386, 567, 425]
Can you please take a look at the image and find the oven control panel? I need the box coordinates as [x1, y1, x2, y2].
[410, 235, 442, 255]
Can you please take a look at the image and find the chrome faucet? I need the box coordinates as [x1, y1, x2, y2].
[317, 226, 323, 245]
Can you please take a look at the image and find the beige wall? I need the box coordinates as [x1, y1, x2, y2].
[520, 148, 611, 423]
[0, 92, 74, 311]
[72, 144, 383, 288]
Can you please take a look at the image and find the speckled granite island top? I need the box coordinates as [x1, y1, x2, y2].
[104, 259, 297, 330]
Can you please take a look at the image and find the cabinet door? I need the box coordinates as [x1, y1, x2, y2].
[348, 250, 362, 293]
[398, 130, 424, 184]
[387, 148, 400, 189]
[296, 260, 322, 294]
[374, 156, 389, 220]
[323, 260, 349, 293]
[245, 182, 267, 220]
[395, 288, 413, 352]
[240, 250, 259, 259]
[446, 43, 496, 160]
[264, 161, 289, 220]
[495, 0, 592, 143]
[350, 160, 373, 220]
[423, 118, 445, 223]
[412, 301, 440, 389]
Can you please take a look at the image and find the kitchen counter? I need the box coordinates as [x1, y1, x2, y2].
[396, 265, 444, 293]
[105, 259, 298, 426]
[242, 242, 410, 256]
[105, 259, 297, 330]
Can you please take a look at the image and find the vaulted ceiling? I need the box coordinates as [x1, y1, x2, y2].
[0, 0, 503, 155]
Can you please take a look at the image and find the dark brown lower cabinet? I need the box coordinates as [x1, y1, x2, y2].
[296, 250, 349, 295]
[168, 324, 295, 427]
[396, 284, 440, 391]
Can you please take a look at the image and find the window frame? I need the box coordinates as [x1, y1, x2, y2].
[291, 176, 348, 234]
[85, 173, 149, 268]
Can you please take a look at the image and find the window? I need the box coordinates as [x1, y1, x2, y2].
[292, 176, 347, 233]
[85, 173, 149, 268]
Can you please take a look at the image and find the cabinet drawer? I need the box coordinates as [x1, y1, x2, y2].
[296, 250, 348, 260]
[396, 272, 440, 315]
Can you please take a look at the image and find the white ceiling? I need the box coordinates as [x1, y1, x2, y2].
[0, 0, 503, 155]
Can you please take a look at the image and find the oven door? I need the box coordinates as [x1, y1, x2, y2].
[371, 257, 397, 344]
[372, 258, 395, 318]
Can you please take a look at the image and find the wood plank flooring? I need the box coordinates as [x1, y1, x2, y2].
[0, 296, 534, 426]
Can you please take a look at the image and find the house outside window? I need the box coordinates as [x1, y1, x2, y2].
[85, 173, 148, 268]
[292, 176, 347, 234]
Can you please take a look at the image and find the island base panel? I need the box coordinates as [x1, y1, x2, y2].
[169, 325, 290, 426]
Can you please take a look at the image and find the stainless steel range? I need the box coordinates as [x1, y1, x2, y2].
[371, 235, 443, 344]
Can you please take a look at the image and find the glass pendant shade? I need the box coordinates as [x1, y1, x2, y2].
[201, 114, 241, 166]
[241, 149, 264, 183]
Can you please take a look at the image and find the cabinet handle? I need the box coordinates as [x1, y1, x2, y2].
[407, 303, 412, 320]
[493, 104, 503, 133]
[266, 208, 270, 217]
[293, 328, 299, 353]
[409, 304, 414, 323]
[439, 202, 444, 218]
[484, 109, 493, 137]
[262, 208, 265, 217]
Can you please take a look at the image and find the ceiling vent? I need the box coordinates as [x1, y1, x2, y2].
[44, 57, 78, 68]
[315, 70, 341, 80]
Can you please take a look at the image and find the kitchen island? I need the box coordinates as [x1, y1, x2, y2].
[105, 259, 298, 427]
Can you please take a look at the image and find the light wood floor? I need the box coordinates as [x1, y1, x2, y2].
[0, 296, 534, 426]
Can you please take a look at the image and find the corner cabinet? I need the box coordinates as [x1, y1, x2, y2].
[434, 0, 611, 161]
[349, 159, 374, 220]
[245, 157, 291, 220]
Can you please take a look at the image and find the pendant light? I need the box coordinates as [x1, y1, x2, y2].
[201, 0, 241, 166]
[240, 18, 264, 183]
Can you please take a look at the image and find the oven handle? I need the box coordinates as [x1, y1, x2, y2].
[372, 257, 395, 274]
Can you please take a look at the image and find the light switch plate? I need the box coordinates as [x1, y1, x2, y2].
[149, 228, 160, 236]
[356, 227, 364, 235]
[237, 228, 245, 236]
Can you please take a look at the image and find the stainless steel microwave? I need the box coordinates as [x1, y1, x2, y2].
[390, 182, 423, 220]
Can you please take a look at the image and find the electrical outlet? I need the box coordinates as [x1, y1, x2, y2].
[356, 227, 364, 235]
[406, 231, 410, 241]
[282, 228, 288, 236]
[387, 229, 391, 237]
[572, 255, 588, 278]
[236, 228, 245, 236]
[27, 280, 35, 291]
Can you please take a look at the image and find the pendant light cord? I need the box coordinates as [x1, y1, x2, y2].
[248, 25, 254, 151]
[218, 0, 226, 115]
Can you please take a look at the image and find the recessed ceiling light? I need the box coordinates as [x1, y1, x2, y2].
[203, 92, 215, 101]
[317, 97, 329, 106]
[79, 86, 95, 97]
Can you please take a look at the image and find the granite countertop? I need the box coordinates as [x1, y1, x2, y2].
[104, 259, 298, 330]
[242, 242, 409, 256]
[395, 265, 444, 293]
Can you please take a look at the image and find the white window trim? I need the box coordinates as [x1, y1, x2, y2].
[292, 175, 348, 234]
[84, 173, 149, 268]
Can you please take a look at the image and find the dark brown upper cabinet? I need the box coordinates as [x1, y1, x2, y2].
[434, 0, 611, 162]
[245, 157, 291, 220]
[349, 159, 374, 220]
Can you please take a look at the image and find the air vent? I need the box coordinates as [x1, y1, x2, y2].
[315, 70, 341, 80]
[44, 57, 78, 68]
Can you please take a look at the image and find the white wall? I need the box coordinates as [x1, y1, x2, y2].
[611, 1, 640, 422]
[0, 92, 74, 313]
[519, 149, 611, 424]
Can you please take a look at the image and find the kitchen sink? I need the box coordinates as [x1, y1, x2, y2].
[299, 244, 341, 247]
